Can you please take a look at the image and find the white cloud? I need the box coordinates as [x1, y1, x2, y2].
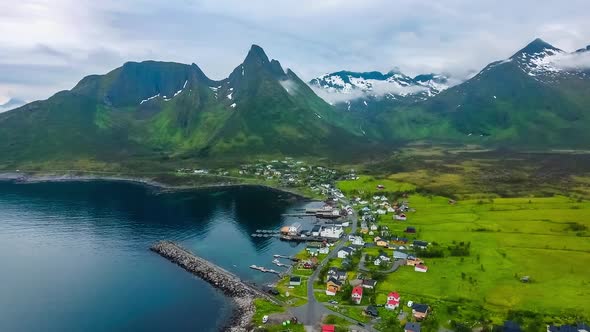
[279, 79, 299, 96]
[0, 0, 589, 102]
[550, 51, 590, 70]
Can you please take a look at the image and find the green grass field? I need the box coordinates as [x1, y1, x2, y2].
[337, 179, 590, 329]
[338, 175, 417, 197]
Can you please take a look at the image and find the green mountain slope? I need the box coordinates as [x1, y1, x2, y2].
[0, 45, 368, 168]
[200, 46, 366, 156]
[372, 38, 590, 147]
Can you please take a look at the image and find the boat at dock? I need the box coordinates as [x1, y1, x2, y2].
[249, 265, 282, 275]
[273, 254, 300, 262]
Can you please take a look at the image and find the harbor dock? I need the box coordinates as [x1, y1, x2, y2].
[150, 241, 278, 332]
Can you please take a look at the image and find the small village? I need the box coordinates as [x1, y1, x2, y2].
[198, 158, 436, 331]
[179, 158, 588, 332]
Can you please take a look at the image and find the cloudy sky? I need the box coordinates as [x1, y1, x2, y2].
[1, 0, 589, 104]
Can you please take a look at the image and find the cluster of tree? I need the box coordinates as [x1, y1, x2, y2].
[449, 241, 471, 256]
[415, 246, 445, 258]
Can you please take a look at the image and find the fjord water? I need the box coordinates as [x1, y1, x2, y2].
[0, 181, 312, 332]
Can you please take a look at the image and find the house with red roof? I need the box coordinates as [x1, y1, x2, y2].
[351, 285, 363, 304]
[386, 291, 400, 310]
[415, 264, 428, 273]
[322, 325, 335, 332]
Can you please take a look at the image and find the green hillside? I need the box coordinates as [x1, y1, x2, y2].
[370, 39, 590, 147]
[0, 45, 373, 170]
[1, 40, 590, 171]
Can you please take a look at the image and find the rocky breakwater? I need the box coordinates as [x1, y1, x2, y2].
[151, 241, 275, 332]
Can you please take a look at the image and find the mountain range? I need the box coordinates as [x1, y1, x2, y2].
[0, 38, 589, 168]
[309, 70, 450, 112]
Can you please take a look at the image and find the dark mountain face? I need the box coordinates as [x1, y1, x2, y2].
[0, 45, 368, 165]
[1, 39, 590, 168]
[71, 61, 214, 108]
[198, 45, 368, 156]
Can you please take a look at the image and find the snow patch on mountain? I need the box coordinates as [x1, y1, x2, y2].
[309, 70, 451, 105]
[513, 42, 590, 79]
[140, 93, 160, 105]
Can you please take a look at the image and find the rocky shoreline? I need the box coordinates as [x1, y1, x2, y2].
[150, 241, 277, 332]
[0, 172, 309, 199]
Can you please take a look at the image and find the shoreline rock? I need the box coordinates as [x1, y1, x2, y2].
[150, 241, 278, 332]
[0, 172, 310, 200]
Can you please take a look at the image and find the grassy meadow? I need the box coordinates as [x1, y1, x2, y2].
[337, 175, 590, 329]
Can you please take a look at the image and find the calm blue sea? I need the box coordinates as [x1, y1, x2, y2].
[0, 181, 315, 332]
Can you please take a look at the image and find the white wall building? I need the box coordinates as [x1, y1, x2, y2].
[320, 226, 343, 239]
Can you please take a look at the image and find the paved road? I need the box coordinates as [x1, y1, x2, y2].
[291, 199, 378, 332]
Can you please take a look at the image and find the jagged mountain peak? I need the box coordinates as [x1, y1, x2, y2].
[244, 44, 270, 66]
[511, 38, 563, 60]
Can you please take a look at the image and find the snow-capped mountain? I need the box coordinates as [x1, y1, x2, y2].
[507, 38, 590, 82]
[309, 70, 450, 108]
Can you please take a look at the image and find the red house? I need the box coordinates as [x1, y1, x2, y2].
[352, 285, 363, 304]
[415, 264, 428, 273]
[322, 325, 335, 332]
[386, 292, 400, 310]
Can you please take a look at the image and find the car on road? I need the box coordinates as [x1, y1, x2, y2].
[357, 322, 365, 327]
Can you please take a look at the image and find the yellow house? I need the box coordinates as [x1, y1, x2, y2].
[374, 237, 389, 247]
[326, 278, 343, 295]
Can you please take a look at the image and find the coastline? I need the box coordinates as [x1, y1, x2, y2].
[150, 241, 280, 332]
[0, 172, 312, 200]
[1, 172, 310, 331]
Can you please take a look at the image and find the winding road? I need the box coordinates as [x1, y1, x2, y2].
[290, 199, 378, 332]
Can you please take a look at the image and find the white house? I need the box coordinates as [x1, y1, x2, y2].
[374, 258, 382, 266]
[320, 226, 343, 239]
[337, 247, 353, 258]
[288, 222, 302, 234]
[370, 224, 378, 231]
[415, 264, 428, 273]
[378, 254, 391, 262]
[351, 236, 365, 246]
[319, 246, 329, 254]
[289, 276, 302, 286]
[311, 225, 321, 237]
[376, 209, 387, 215]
